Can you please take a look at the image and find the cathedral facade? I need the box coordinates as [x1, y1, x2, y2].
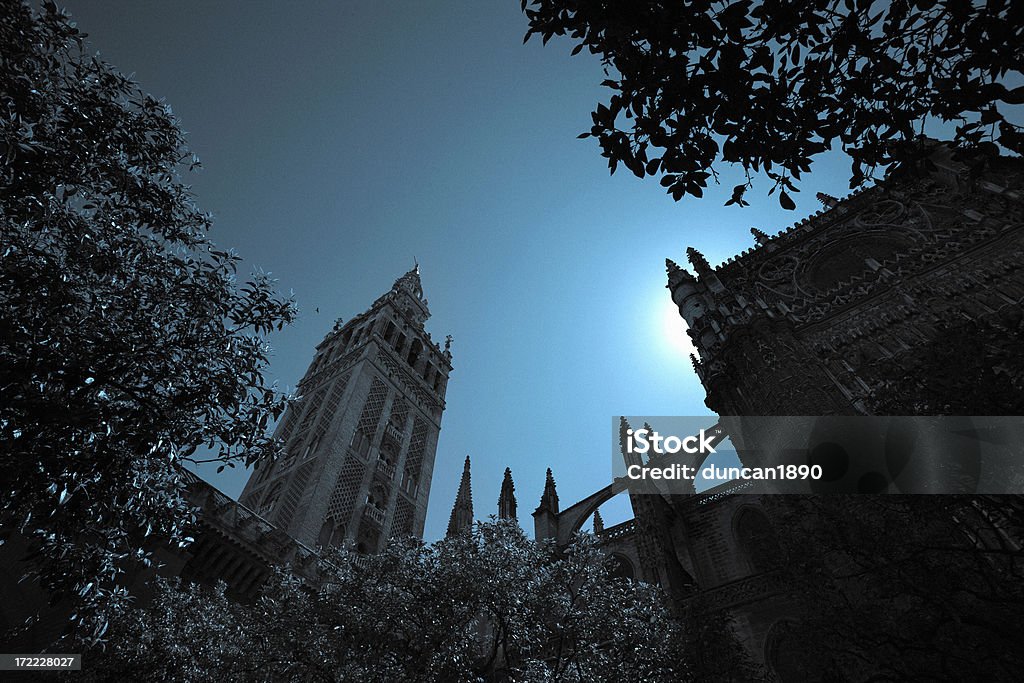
[669, 144, 1023, 418]
[537, 145, 1024, 676]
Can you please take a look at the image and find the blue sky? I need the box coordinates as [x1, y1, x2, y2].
[65, 1, 862, 539]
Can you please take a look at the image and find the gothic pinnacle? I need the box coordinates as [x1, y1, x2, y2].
[619, 416, 633, 456]
[446, 455, 474, 537]
[686, 247, 712, 276]
[666, 257, 695, 289]
[816, 192, 839, 208]
[538, 467, 559, 514]
[498, 467, 517, 522]
[593, 509, 605, 534]
[750, 227, 770, 245]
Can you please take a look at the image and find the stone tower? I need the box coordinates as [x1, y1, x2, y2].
[239, 266, 453, 553]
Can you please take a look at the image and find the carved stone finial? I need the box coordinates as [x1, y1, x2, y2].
[816, 192, 839, 208]
[593, 509, 605, 535]
[538, 467, 559, 514]
[686, 246, 712, 275]
[750, 227, 771, 245]
[666, 257, 696, 289]
[444, 334, 453, 353]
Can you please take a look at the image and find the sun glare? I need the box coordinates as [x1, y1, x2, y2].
[660, 297, 697, 358]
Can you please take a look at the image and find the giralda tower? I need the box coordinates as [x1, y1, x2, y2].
[239, 266, 452, 552]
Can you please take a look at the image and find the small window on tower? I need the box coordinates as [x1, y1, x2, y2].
[350, 429, 371, 457]
[407, 339, 423, 368]
[258, 482, 284, 516]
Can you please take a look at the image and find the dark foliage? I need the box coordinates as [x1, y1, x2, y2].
[522, 0, 1024, 207]
[87, 522, 687, 682]
[0, 1, 295, 644]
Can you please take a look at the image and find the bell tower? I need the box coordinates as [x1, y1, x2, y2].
[239, 265, 453, 552]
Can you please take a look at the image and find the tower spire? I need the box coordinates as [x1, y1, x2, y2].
[666, 257, 696, 290]
[446, 456, 474, 537]
[498, 467, 517, 522]
[393, 264, 423, 296]
[537, 467, 559, 515]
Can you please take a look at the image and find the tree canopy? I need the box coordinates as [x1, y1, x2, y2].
[522, 0, 1024, 207]
[0, 1, 295, 644]
[86, 521, 687, 683]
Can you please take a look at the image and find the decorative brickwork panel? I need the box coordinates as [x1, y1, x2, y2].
[296, 384, 328, 437]
[276, 459, 316, 530]
[327, 456, 365, 522]
[276, 407, 299, 444]
[391, 497, 415, 538]
[404, 417, 428, 478]
[313, 372, 351, 439]
[389, 396, 409, 429]
[357, 376, 388, 436]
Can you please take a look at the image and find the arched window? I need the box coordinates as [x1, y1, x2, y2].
[351, 429, 371, 458]
[367, 484, 387, 510]
[317, 518, 333, 547]
[606, 553, 635, 580]
[317, 517, 346, 548]
[401, 469, 418, 495]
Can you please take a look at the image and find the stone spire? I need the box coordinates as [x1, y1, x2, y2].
[498, 467, 517, 521]
[750, 227, 771, 245]
[381, 263, 430, 325]
[620, 416, 642, 468]
[393, 263, 422, 293]
[537, 468, 559, 515]
[686, 247, 713, 277]
[446, 456, 474, 537]
[593, 509, 605, 534]
[666, 258, 696, 290]
[816, 192, 839, 208]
